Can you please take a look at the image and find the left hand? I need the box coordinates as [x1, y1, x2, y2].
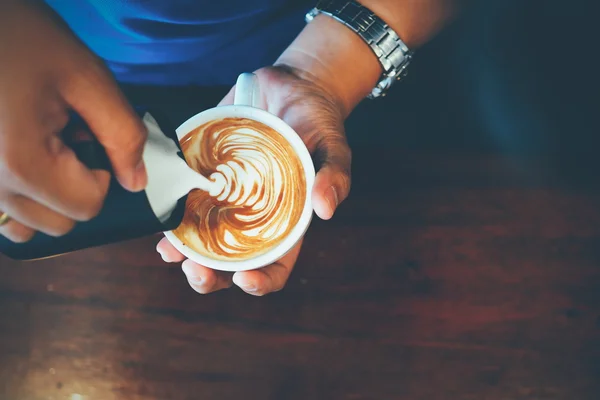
[156, 66, 352, 296]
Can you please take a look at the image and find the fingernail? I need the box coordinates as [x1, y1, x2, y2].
[242, 284, 257, 293]
[327, 185, 339, 214]
[188, 276, 204, 285]
[182, 262, 204, 285]
[233, 275, 256, 292]
[156, 248, 167, 262]
[132, 160, 147, 192]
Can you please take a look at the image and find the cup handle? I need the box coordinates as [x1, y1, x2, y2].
[234, 72, 261, 108]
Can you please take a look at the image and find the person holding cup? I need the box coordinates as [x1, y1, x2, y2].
[0, 0, 461, 295]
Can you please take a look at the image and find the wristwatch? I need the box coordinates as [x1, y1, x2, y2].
[305, 0, 413, 99]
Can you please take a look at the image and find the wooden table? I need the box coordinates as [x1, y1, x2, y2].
[1, 149, 599, 400]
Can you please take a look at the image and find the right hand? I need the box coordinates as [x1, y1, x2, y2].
[0, 1, 147, 243]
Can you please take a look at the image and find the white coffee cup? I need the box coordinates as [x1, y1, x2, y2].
[163, 72, 315, 272]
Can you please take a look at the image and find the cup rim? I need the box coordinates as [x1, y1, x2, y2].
[163, 104, 315, 272]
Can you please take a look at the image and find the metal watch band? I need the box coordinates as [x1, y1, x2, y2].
[306, 0, 413, 99]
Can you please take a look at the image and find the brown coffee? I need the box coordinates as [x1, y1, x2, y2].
[173, 117, 306, 261]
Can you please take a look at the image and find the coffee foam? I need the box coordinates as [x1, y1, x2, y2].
[173, 117, 306, 261]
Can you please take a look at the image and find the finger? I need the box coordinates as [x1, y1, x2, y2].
[0, 214, 35, 243]
[232, 239, 302, 296]
[8, 136, 112, 222]
[219, 73, 269, 108]
[2, 195, 75, 237]
[59, 58, 148, 192]
[156, 237, 186, 263]
[181, 259, 233, 294]
[311, 136, 352, 220]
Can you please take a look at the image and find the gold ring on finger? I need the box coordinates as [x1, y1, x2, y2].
[0, 212, 11, 227]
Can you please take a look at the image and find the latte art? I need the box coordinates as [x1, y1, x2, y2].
[173, 117, 307, 261]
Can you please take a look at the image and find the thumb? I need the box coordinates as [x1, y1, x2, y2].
[60, 60, 148, 192]
[311, 135, 352, 220]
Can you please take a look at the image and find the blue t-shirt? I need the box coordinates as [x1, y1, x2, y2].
[46, 1, 311, 86]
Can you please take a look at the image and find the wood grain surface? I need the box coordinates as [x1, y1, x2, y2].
[1, 149, 599, 400]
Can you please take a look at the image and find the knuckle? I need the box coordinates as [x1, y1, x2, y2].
[339, 170, 352, 193]
[315, 135, 351, 166]
[333, 140, 352, 166]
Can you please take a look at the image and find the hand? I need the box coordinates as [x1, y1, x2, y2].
[157, 66, 352, 296]
[0, 1, 147, 242]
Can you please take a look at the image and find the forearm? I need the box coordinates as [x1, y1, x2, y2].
[276, 0, 464, 115]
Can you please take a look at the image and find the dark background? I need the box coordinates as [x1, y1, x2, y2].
[125, 0, 600, 158]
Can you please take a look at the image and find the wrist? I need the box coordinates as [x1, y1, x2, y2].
[275, 14, 381, 117]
